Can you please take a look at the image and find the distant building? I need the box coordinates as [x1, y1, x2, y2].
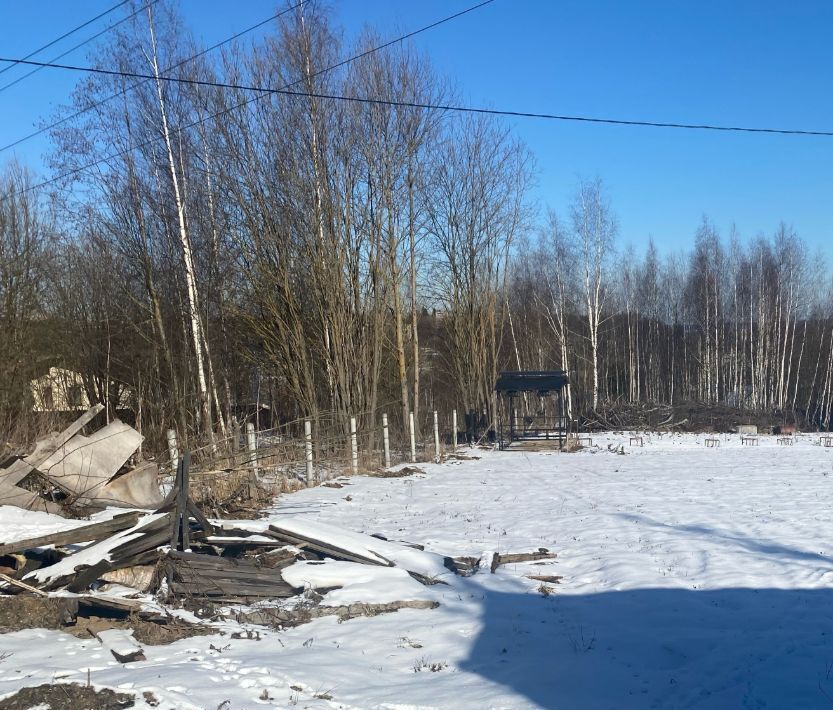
[29, 367, 131, 412]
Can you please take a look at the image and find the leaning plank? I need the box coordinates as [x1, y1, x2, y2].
[265, 528, 390, 567]
[0, 511, 141, 556]
[0, 572, 47, 596]
[25, 513, 170, 590]
[0, 405, 104, 488]
[66, 548, 163, 594]
[185, 498, 214, 536]
[267, 518, 450, 580]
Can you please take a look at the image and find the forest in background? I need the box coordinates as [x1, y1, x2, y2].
[1, 1, 832, 454]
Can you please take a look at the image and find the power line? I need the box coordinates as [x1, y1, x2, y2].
[0, 0, 130, 77]
[0, 0, 159, 95]
[4, 53, 832, 139]
[1, 0, 498, 201]
[0, 1, 304, 155]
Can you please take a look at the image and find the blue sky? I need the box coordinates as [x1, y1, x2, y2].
[2, 0, 832, 258]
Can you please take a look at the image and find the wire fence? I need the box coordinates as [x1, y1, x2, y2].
[168, 407, 474, 506]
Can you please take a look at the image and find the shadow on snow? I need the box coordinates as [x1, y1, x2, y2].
[615, 511, 833, 570]
[460, 584, 833, 709]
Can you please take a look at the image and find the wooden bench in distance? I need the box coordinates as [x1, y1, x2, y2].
[705, 437, 720, 448]
[741, 435, 759, 446]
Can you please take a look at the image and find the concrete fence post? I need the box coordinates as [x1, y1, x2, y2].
[409, 412, 417, 463]
[350, 416, 359, 475]
[382, 413, 391, 469]
[433, 410, 441, 461]
[304, 418, 314, 486]
[452, 409, 458, 450]
[246, 422, 258, 475]
[166, 429, 179, 472]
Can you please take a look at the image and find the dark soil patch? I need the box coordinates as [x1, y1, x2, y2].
[74, 615, 211, 645]
[0, 683, 134, 709]
[0, 596, 74, 633]
[369, 466, 425, 478]
[0, 596, 210, 645]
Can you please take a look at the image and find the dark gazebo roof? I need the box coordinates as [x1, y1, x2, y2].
[495, 370, 569, 395]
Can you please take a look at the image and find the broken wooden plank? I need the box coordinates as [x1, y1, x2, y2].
[0, 572, 47, 596]
[95, 628, 146, 663]
[76, 594, 169, 623]
[0, 511, 141, 556]
[77, 594, 143, 615]
[266, 518, 450, 580]
[525, 574, 562, 584]
[167, 550, 297, 598]
[201, 535, 288, 548]
[26, 513, 171, 591]
[185, 497, 214, 536]
[177, 452, 190, 551]
[444, 556, 480, 576]
[265, 527, 389, 567]
[490, 550, 557, 572]
[65, 545, 166, 594]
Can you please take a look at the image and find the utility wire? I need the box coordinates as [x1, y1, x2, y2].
[0, 0, 159, 95]
[4, 53, 832, 139]
[0, 0, 129, 77]
[0, 1, 304, 155]
[0, 0, 498, 201]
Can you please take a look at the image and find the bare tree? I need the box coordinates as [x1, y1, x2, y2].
[571, 177, 616, 410]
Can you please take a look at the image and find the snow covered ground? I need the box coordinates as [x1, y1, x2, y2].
[2, 432, 833, 708]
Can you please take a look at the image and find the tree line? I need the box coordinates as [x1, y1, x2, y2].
[1, 2, 832, 452]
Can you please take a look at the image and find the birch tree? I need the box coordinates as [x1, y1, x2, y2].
[571, 178, 616, 410]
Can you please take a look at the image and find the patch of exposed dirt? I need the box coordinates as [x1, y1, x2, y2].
[368, 466, 425, 478]
[0, 596, 75, 633]
[75, 615, 212, 645]
[0, 596, 210, 645]
[0, 683, 134, 709]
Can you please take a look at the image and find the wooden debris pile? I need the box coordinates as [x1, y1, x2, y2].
[0, 450, 560, 629]
[0, 405, 163, 513]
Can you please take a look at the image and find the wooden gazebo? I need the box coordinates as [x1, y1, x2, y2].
[495, 371, 570, 450]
